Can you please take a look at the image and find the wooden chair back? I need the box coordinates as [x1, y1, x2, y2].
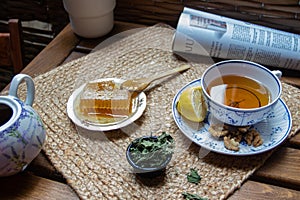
[0, 19, 24, 90]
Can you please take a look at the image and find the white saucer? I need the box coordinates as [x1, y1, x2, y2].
[172, 79, 292, 156]
[67, 78, 146, 131]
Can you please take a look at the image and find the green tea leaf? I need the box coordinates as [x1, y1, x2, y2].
[141, 140, 154, 148]
[187, 168, 201, 184]
[129, 132, 174, 168]
[182, 192, 208, 200]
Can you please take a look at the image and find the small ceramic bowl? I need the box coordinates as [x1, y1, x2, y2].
[201, 60, 282, 126]
[126, 134, 174, 174]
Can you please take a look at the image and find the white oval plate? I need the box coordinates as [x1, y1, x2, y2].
[67, 78, 146, 131]
[172, 79, 292, 156]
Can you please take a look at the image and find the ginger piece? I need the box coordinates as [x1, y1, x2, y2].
[237, 126, 251, 133]
[244, 131, 254, 146]
[244, 129, 263, 147]
[209, 123, 264, 151]
[208, 124, 229, 138]
[224, 136, 240, 151]
[251, 129, 263, 147]
[231, 133, 243, 143]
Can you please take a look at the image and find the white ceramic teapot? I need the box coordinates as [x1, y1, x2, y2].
[0, 74, 46, 177]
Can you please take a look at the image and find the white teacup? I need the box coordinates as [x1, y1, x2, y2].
[201, 60, 282, 126]
[63, 0, 116, 38]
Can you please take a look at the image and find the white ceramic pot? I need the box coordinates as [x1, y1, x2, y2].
[0, 74, 46, 177]
[63, 0, 116, 38]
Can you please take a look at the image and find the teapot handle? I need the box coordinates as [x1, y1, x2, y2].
[9, 74, 35, 106]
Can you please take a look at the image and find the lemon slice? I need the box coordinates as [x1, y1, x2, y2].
[176, 86, 207, 122]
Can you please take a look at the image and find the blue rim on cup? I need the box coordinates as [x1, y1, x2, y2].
[200, 60, 282, 126]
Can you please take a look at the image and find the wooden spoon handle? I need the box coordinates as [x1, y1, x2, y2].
[147, 64, 191, 82]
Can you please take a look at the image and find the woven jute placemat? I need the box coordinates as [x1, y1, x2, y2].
[12, 25, 300, 199]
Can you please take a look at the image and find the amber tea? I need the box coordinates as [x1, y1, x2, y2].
[207, 75, 271, 109]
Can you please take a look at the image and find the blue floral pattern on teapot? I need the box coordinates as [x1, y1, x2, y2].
[0, 74, 46, 177]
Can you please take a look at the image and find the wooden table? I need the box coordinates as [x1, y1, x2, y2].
[1, 21, 300, 199]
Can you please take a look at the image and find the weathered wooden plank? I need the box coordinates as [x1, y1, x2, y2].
[228, 180, 300, 199]
[0, 173, 79, 199]
[1, 22, 75, 91]
[289, 133, 300, 147]
[253, 147, 300, 190]
[16, 24, 79, 78]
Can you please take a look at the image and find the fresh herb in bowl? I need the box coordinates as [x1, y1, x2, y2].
[126, 132, 174, 173]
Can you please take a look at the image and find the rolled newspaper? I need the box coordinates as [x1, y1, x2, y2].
[172, 7, 300, 71]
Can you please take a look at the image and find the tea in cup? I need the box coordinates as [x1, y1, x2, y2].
[201, 60, 282, 126]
